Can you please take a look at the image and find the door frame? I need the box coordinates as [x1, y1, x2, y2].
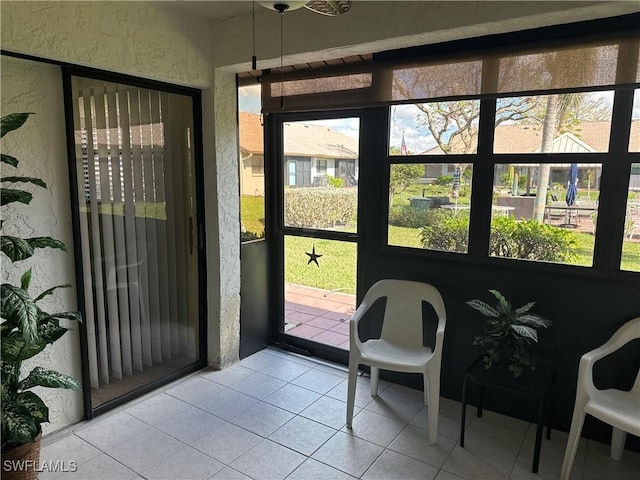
[265, 108, 387, 365]
[62, 66, 208, 419]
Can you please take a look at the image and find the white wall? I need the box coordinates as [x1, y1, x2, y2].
[1, 56, 84, 435]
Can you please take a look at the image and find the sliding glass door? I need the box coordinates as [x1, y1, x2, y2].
[67, 73, 205, 412]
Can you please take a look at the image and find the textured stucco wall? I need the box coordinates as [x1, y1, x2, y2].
[210, 1, 640, 70]
[1, 56, 84, 435]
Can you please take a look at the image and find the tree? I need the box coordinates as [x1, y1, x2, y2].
[389, 164, 424, 207]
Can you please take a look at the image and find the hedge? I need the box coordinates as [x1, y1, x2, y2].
[284, 187, 357, 228]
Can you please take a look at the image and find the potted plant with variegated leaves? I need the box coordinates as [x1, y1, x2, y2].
[1, 113, 81, 480]
[467, 289, 552, 377]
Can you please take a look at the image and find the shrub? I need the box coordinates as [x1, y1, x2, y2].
[284, 187, 357, 228]
[489, 217, 577, 262]
[241, 230, 264, 242]
[419, 215, 469, 252]
[326, 176, 343, 188]
[389, 206, 451, 229]
[420, 215, 577, 262]
[433, 175, 453, 186]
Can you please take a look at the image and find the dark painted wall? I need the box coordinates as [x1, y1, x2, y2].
[359, 250, 640, 447]
[240, 240, 271, 359]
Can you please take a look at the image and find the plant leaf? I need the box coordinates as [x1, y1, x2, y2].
[19, 366, 80, 391]
[1, 236, 34, 262]
[1, 176, 47, 188]
[1, 113, 31, 138]
[1, 284, 38, 345]
[515, 302, 536, 315]
[27, 237, 67, 252]
[1, 401, 38, 446]
[489, 289, 511, 314]
[1, 154, 18, 167]
[517, 314, 552, 328]
[466, 299, 500, 317]
[16, 391, 49, 424]
[1, 188, 32, 206]
[511, 324, 538, 342]
[35, 284, 71, 302]
[21, 269, 32, 291]
[40, 311, 82, 323]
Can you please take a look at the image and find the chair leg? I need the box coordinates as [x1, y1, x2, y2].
[560, 411, 585, 480]
[346, 357, 359, 428]
[611, 427, 627, 461]
[425, 372, 439, 445]
[370, 367, 380, 397]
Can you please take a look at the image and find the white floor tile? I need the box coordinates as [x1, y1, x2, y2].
[463, 418, 525, 459]
[301, 395, 356, 430]
[140, 445, 224, 480]
[341, 409, 406, 447]
[230, 401, 294, 436]
[286, 458, 356, 480]
[189, 422, 262, 464]
[209, 467, 252, 479]
[196, 388, 257, 420]
[75, 411, 150, 451]
[291, 368, 344, 394]
[362, 449, 439, 480]
[125, 393, 190, 426]
[230, 439, 306, 480]
[326, 376, 385, 409]
[312, 431, 384, 478]
[388, 424, 457, 468]
[164, 374, 225, 405]
[53, 453, 136, 480]
[231, 371, 287, 399]
[434, 470, 467, 480]
[364, 389, 425, 423]
[199, 364, 255, 386]
[39, 433, 101, 468]
[441, 444, 516, 480]
[155, 405, 224, 442]
[269, 416, 337, 456]
[410, 405, 469, 441]
[261, 357, 314, 382]
[263, 383, 322, 413]
[105, 428, 184, 473]
[238, 350, 280, 371]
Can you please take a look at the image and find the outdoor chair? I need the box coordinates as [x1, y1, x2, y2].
[560, 317, 640, 480]
[345, 279, 446, 445]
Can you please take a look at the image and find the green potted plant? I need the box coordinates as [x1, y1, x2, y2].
[467, 289, 552, 377]
[1, 113, 81, 479]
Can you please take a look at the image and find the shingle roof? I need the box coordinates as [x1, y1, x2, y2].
[239, 112, 358, 158]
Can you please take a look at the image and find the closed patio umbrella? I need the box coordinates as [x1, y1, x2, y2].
[563, 163, 578, 226]
[566, 163, 578, 207]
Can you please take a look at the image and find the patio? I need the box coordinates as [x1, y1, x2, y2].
[39, 347, 640, 479]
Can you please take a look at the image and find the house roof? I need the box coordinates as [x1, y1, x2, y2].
[420, 120, 640, 155]
[239, 112, 358, 159]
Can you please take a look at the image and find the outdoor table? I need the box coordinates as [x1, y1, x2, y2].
[460, 356, 556, 473]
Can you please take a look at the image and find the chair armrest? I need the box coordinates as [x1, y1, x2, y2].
[433, 315, 446, 355]
[349, 302, 370, 351]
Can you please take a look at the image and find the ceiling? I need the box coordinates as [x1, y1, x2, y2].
[160, 1, 255, 21]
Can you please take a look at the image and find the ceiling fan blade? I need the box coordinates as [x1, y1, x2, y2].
[304, 0, 352, 16]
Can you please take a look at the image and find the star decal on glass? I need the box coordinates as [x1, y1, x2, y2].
[305, 245, 322, 267]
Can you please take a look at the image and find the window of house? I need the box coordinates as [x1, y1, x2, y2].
[251, 157, 264, 175]
[630, 89, 640, 153]
[317, 159, 327, 174]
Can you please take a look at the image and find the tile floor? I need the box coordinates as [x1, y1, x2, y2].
[40, 347, 640, 480]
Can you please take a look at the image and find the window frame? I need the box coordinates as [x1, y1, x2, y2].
[382, 87, 640, 277]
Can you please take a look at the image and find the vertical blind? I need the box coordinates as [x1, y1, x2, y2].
[72, 77, 198, 390]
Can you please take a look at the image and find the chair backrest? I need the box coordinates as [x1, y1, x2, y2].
[600, 317, 640, 394]
[363, 279, 446, 348]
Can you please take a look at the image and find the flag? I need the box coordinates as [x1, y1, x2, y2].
[401, 132, 408, 156]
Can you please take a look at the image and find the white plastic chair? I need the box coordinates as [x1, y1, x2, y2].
[345, 279, 446, 445]
[560, 317, 640, 480]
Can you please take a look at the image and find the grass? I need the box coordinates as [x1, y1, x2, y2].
[241, 196, 265, 235]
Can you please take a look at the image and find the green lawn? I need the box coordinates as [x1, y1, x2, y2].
[241, 196, 265, 235]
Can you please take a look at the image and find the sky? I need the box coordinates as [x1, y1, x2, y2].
[239, 86, 638, 153]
